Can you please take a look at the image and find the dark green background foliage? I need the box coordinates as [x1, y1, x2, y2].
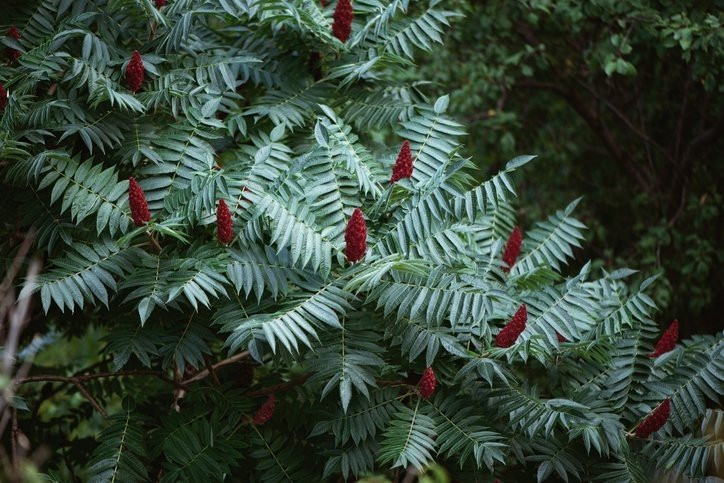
[0, 0, 722, 482]
[414, 0, 723, 333]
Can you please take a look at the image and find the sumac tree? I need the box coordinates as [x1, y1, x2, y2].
[0, 0, 721, 481]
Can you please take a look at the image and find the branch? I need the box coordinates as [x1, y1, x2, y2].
[146, 231, 162, 254]
[246, 374, 310, 398]
[682, 116, 723, 164]
[15, 370, 188, 391]
[573, 77, 675, 164]
[204, 355, 221, 387]
[515, 79, 653, 193]
[245, 376, 414, 399]
[378, 379, 414, 389]
[181, 351, 250, 385]
[71, 380, 107, 417]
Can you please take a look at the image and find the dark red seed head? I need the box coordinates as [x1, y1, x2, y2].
[155, 0, 166, 7]
[332, 0, 353, 42]
[309, 51, 323, 81]
[6, 26, 20, 61]
[650, 319, 679, 357]
[216, 199, 234, 245]
[0, 83, 7, 111]
[390, 140, 413, 184]
[345, 208, 367, 263]
[495, 304, 527, 348]
[237, 362, 254, 389]
[502, 226, 522, 272]
[635, 398, 671, 438]
[253, 394, 276, 425]
[125, 50, 145, 92]
[128, 177, 151, 226]
[418, 367, 436, 400]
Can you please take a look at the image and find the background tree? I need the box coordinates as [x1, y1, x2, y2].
[415, 0, 723, 333]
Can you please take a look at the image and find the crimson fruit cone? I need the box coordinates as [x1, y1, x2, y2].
[650, 319, 678, 357]
[390, 140, 413, 184]
[418, 367, 436, 399]
[635, 398, 671, 438]
[495, 304, 527, 348]
[502, 226, 522, 272]
[6, 26, 20, 61]
[332, 0, 353, 42]
[216, 199, 234, 245]
[126, 50, 145, 92]
[237, 362, 254, 389]
[0, 83, 7, 111]
[345, 208, 367, 263]
[128, 177, 151, 226]
[253, 394, 276, 425]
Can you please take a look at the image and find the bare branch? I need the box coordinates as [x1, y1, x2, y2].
[181, 351, 250, 385]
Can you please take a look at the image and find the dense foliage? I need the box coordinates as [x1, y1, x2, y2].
[415, 0, 723, 333]
[0, 0, 721, 481]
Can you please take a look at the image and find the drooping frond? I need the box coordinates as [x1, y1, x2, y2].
[24, 240, 145, 313]
[225, 245, 292, 301]
[307, 316, 385, 411]
[642, 434, 722, 478]
[37, 154, 132, 235]
[311, 387, 407, 446]
[424, 393, 507, 470]
[378, 400, 437, 469]
[87, 405, 148, 482]
[396, 97, 465, 185]
[152, 409, 246, 482]
[511, 198, 586, 275]
[250, 427, 317, 482]
[653, 335, 724, 432]
[215, 280, 350, 359]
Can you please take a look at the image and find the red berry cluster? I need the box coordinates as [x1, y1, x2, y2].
[0, 83, 7, 111]
[345, 208, 367, 263]
[418, 367, 436, 399]
[502, 226, 522, 272]
[126, 50, 145, 92]
[390, 140, 413, 184]
[128, 177, 151, 226]
[216, 199, 234, 245]
[309, 51, 323, 81]
[495, 304, 527, 348]
[237, 362, 254, 389]
[635, 398, 670, 438]
[155, 0, 166, 7]
[6, 26, 20, 61]
[556, 332, 567, 343]
[650, 319, 678, 357]
[332, 0, 353, 42]
[253, 394, 276, 425]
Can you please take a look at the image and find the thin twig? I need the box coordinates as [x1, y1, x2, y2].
[146, 232, 162, 253]
[11, 409, 17, 470]
[575, 78, 674, 164]
[181, 351, 249, 385]
[71, 381, 107, 417]
[16, 370, 188, 391]
[247, 374, 310, 398]
[204, 355, 221, 387]
[378, 380, 413, 388]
